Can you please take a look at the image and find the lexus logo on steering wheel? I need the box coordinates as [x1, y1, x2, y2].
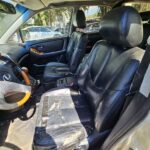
[3, 73, 11, 81]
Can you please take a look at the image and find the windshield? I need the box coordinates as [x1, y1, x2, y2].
[0, 4, 27, 38]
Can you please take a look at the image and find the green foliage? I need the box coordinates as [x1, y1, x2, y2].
[83, 6, 110, 21]
[26, 5, 111, 27]
[33, 7, 72, 27]
[124, 2, 150, 12]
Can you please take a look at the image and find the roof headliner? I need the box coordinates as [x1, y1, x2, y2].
[12, 0, 122, 10]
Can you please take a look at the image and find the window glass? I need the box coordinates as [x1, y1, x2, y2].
[8, 30, 22, 44]
[0, 4, 26, 38]
[123, 2, 150, 12]
[80, 6, 111, 33]
[21, 7, 72, 41]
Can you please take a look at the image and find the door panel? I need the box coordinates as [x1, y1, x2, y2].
[26, 37, 67, 53]
[18, 6, 72, 78]
[26, 36, 68, 63]
[25, 36, 69, 76]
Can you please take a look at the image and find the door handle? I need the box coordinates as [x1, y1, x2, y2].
[37, 46, 44, 49]
[36, 45, 44, 50]
[30, 48, 44, 55]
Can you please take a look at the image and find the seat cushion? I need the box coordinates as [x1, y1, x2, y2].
[34, 88, 94, 150]
[43, 62, 70, 83]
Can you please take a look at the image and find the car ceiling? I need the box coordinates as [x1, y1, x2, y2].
[12, 0, 122, 10]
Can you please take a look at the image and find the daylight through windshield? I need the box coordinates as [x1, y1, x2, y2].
[0, 4, 26, 38]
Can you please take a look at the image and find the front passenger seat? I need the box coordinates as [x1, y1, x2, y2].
[43, 10, 87, 86]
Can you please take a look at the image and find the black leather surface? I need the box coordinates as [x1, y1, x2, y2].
[66, 31, 87, 72]
[43, 62, 69, 82]
[72, 10, 86, 29]
[139, 23, 150, 49]
[34, 7, 144, 149]
[101, 44, 150, 150]
[77, 41, 144, 131]
[140, 11, 150, 22]
[43, 10, 87, 84]
[100, 6, 143, 48]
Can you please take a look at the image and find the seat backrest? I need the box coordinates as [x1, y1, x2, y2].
[139, 23, 150, 49]
[77, 6, 144, 132]
[66, 10, 87, 73]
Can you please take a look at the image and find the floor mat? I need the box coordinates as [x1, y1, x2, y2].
[0, 108, 38, 150]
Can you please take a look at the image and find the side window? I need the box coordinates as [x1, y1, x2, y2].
[80, 6, 111, 33]
[21, 7, 72, 41]
[8, 30, 22, 44]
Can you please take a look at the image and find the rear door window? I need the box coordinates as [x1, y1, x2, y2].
[80, 6, 111, 33]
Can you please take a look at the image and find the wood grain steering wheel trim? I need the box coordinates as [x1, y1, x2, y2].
[20, 70, 31, 85]
[16, 70, 31, 107]
[17, 92, 31, 106]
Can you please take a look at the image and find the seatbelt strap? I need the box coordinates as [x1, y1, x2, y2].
[101, 44, 150, 150]
[76, 46, 98, 87]
[121, 44, 150, 113]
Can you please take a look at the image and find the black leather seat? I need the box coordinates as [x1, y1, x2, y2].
[139, 23, 150, 49]
[43, 10, 87, 86]
[34, 7, 144, 150]
[139, 11, 150, 49]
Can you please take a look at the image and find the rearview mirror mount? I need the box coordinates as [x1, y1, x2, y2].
[0, 1, 16, 14]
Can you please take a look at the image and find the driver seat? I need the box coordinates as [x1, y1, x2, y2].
[33, 7, 144, 150]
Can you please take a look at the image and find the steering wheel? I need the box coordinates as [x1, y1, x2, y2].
[0, 54, 31, 85]
[0, 54, 31, 111]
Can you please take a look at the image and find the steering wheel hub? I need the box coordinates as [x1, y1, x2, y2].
[0, 54, 31, 111]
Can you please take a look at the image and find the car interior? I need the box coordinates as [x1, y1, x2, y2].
[33, 6, 144, 150]
[42, 9, 88, 88]
[0, 0, 150, 150]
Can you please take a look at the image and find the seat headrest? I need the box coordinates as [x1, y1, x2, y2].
[100, 6, 143, 48]
[73, 10, 86, 29]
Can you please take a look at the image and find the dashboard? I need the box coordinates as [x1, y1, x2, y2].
[0, 44, 30, 81]
[0, 43, 29, 64]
